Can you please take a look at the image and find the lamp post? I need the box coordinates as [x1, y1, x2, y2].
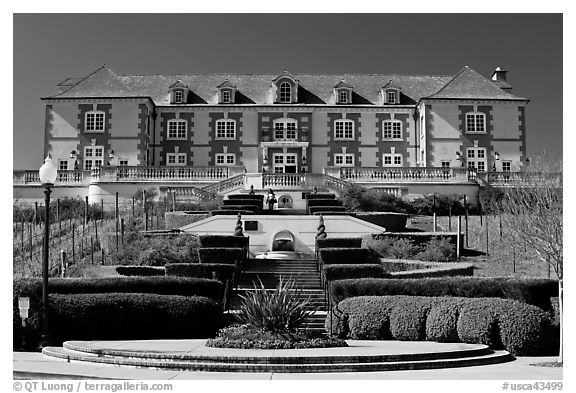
[39, 155, 58, 347]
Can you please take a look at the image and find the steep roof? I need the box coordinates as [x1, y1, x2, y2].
[425, 66, 526, 100]
[44, 66, 527, 104]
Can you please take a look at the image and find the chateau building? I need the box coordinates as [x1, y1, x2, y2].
[14, 65, 528, 205]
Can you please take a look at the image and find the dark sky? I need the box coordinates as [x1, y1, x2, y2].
[13, 13, 562, 169]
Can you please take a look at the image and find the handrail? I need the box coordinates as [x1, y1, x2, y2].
[14, 170, 90, 185]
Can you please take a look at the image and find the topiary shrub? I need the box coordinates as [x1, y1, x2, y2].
[319, 248, 377, 265]
[456, 298, 503, 348]
[390, 297, 434, 341]
[323, 264, 390, 281]
[198, 248, 245, 265]
[115, 266, 165, 277]
[316, 237, 362, 249]
[426, 298, 470, 342]
[48, 293, 223, 345]
[165, 263, 236, 283]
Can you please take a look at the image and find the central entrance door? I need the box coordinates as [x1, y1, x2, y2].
[273, 153, 298, 173]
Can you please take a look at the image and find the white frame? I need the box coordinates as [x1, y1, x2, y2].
[334, 153, 355, 167]
[83, 145, 104, 170]
[58, 160, 68, 170]
[85, 111, 105, 132]
[273, 118, 298, 141]
[334, 119, 354, 140]
[215, 119, 236, 140]
[383, 153, 403, 167]
[441, 160, 451, 168]
[221, 90, 231, 103]
[338, 90, 348, 104]
[466, 147, 487, 172]
[167, 119, 187, 140]
[383, 120, 403, 140]
[174, 90, 183, 104]
[279, 82, 292, 103]
[272, 153, 298, 173]
[119, 159, 129, 166]
[387, 90, 396, 104]
[215, 153, 236, 166]
[166, 153, 187, 166]
[465, 112, 487, 133]
[502, 160, 512, 172]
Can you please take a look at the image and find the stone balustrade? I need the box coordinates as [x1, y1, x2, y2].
[330, 167, 475, 183]
[262, 173, 326, 189]
[13, 170, 91, 185]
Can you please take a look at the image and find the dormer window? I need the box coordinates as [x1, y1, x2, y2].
[279, 82, 291, 103]
[387, 91, 396, 104]
[222, 90, 231, 103]
[169, 80, 189, 104]
[334, 80, 353, 105]
[217, 79, 237, 104]
[382, 80, 401, 105]
[339, 91, 348, 104]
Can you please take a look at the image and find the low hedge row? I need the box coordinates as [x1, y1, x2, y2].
[199, 235, 249, 249]
[354, 212, 407, 232]
[115, 266, 166, 277]
[211, 210, 255, 216]
[219, 205, 260, 213]
[371, 232, 463, 248]
[328, 296, 558, 355]
[45, 293, 223, 346]
[316, 237, 362, 249]
[389, 263, 474, 279]
[223, 199, 262, 208]
[164, 212, 210, 230]
[329, 277, 558, 310]
[323, 264, 390, 281]
[227, 194, 265, 201]
[197, 248, 245, 265]
[309, 206, 347, 214]
[307, 199, 344, 207]
[312, 212, 352, 216]
[165, 263, 237, 282]
[306, 193, 336, 200]
[319, 248, 378, 265]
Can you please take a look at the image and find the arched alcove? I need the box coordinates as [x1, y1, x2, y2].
[271, 230, 295, 252]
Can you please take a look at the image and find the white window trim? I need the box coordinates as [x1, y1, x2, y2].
[167, 119, 187, 140]
[334, 119, 355, 140]
[502, 160, 512, 172]
[441, 160, 451, 168]
[166, 153, 187, 166]
[215, 119, 236, 140]
[273, 118, 298, 141]
[338, 90, 349, 104]
[334, 153, 355, 167]
[119, 159, 129, 166]
[58, 160, 68, 171]
[221, 90, 231, 103]
[382, 153, 403, 167]
[387, 90, 397, 104]
[465, 112, 487, 134]
[85, 110, 105, 132]
[279, 82, 292, 103]
[174, 90, 183, 104]
[382, 120, 403, 140]
[466, 147, 487, 172]
[83, 145, 104, 170]
[215, 153, 236, 166]
[272, 153, 298, 173]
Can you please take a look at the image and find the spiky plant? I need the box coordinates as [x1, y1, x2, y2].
[237, 277, 312, 338]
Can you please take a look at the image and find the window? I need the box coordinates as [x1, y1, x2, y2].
[166, 153, 187, 166]
[466, 147, 487, 172]
[58, 160, 68, 170]
[383, 120, 402, 139]
[215, 153, 236, 166]
[387, 91, 396, 104]
[334, 153, 355, 166]
[167, 120, 187, 139]
[383, 153, 403, 167]
[279, 82, 291, 103]
[216, 120, 236, 139]
[222, 90, 231, 103]
[85, 111, 105, 132]
[274, 120, 297, 140]
[466, 112, 486, 133]
[273, 153, 298, 173]
[174, 90, 183, 104]
[334, 120, 354, 140]
[119, 160, 129, 166]
[502, 161, 512, 172]
[441, 161, 451, 168]
[84, 145, 104, 170]
[339, 90, 348, 104]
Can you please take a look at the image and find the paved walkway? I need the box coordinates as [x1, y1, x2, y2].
[13, 339, 562, 380]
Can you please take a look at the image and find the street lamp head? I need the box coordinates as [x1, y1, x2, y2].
[494, 152, 500, 160]
[39, 155, 58, 185]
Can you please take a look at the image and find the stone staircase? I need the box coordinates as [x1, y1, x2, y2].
[233, 258, 327, 332]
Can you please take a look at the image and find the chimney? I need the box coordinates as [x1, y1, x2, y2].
[491, 66, 508, 82]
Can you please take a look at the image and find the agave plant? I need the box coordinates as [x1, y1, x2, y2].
[237, 277, 312, 337]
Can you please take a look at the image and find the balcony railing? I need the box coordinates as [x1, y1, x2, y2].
[327, 167, 475, 183]
[13, 170, 91, 185]
[92, 165, 246, 183]
[263, 173, 326, 189]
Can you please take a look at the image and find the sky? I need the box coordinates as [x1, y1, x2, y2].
[12, 13, 563, 169]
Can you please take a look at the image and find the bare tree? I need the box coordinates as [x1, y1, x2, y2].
[495, 155, 563, 362]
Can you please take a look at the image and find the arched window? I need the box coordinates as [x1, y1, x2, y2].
[279, 82, 292, 103]
[383, 120, 403, 139]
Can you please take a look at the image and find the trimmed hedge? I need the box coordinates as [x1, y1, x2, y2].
[323, 264, 390, 281]
[211, 210, 254, 216]
[319, 248, 378, 265]
[309, 206, 347, 214]
[316, 237, 362, 249]
[306, 193, 336, 200]
[354, 212, 407, 232]
[166, 263, 236, 282]
[312, 212, 353, 216]
[390, 263, 474, 279]
[329, 277, 558, 309]
[165, 212, 210, 230]
[223, 199, 262, 208]
[307, 199, 344, 207]
[371, 232, 463, 249]
[330, 296, 557, 355]
[220, 205, 260, 213]
[227, 194, 265, 201]
[47, 293, 223, 345]
[198, 248, 245, 265]
[116, 266, 165, 277]
[199, 235, 249, 249]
